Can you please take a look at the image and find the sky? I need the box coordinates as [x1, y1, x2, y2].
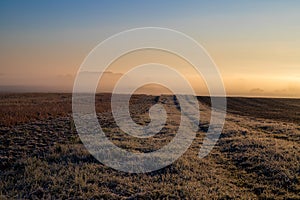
[0, 0, 300, 97]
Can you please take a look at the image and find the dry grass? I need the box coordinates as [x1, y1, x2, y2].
[0, 93, 299, 199]
[0, 93, 72, 126]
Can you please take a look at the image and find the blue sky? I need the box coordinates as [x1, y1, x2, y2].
[2, 1, 299, 32]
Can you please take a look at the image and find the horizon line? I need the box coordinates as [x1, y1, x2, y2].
[0, 91, 299, 99]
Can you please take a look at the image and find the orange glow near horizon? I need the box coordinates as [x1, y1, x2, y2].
[0, 46, 299, 98]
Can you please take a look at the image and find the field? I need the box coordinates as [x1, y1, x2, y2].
[0, 93, 300, 199]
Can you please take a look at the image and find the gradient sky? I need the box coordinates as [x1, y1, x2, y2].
[0, 0, 300, 97]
